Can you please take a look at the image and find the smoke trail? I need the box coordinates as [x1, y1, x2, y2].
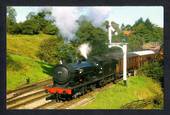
[85, 7, 112, 27]
[78, 43, 91, 59]
[51, 7, 113, 40]
[52, 7, 81, 40]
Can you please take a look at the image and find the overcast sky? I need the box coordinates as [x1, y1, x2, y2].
[13, 6, 164, 27]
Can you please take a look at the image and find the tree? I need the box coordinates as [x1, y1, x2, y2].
[7, 7, 17, 33]
[75, 20, 109, 56]
[7, 7, 17, 25]
[133, 17, 145, 27]
[37, 37, 77, 65]
[24, 9, 56, 34]
[43, 24, 59, 35]
[26, 12, 36, 20]
[21, 20, 40, 34]
[7, 23, 22, 34]
[138, 62, 163, 83]
[29, 9, 54, 31]
[145, 18, 153, 30]
[121, 24, 125, 31]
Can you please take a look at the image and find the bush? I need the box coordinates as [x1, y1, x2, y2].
[37, 37, 77, 65]
[7, 54, 22, 71]
[138, 62, 163, 83]
[7, 23, 22, 34]
[21, 20, 40, 34]
[43, 24, 59, 35]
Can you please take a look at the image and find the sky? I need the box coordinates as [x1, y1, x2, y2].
[12, 6, 163, 40]
[13, 6, 164, 27]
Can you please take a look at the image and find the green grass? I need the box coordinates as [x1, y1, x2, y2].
[7, 34, 56, 91]
[7, 53, 54, 91]
[74, 76, 163, 109]
[7, 33, 54, 60]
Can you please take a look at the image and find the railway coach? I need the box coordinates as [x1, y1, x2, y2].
[106, 50, 157, 79]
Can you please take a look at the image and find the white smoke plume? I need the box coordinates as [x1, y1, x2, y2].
[51, 7, 113, 40]
[78, 43, 92, 59]
[85, 7, 112, 27]
[52, 7, 81, 40]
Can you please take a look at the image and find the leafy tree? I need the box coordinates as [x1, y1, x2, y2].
[133, 17, 145, 27]
[121, 24, 125, 31]
[138, 62, 163, 83]
[7, 22, 22, 34]
[37, 37, 77, 65]
[7, 7, 17, 33]
[7, 7, 17, 25]
[21, 20, 40, 34]
[115, 18, 163, 51]
[26, 12, 36, 20]
[145, 18, 154, 30]
[43, 24, 59, 35]
[24, 9, 57, 35]
[127, 34, 143, 51]
[27, 9, 55, 31]
[75, 20, 109, 56]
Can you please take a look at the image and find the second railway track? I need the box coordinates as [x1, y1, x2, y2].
[7, 79, 52, 109]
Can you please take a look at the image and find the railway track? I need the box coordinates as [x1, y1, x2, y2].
[35, 92, 95, 109]
[35, 80, 118, 109]
[7, 79, 52, 100]
[7, 75, 132, 109]
[7, 79, 52, 109]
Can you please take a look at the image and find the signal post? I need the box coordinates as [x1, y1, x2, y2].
[107, 20, 128, 86]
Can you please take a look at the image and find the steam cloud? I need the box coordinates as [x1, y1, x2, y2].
[78, 43, 92, 59]
[52, 7, 81, 40]
[51, 7, 112, 40]
[85, 7, 112, 27]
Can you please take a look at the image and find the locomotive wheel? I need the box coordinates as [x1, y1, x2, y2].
[84, 86, 88, 93]
[55, 94, 60, 102]
[80, 87, 85, 95]
[113, 80, 116, 84]
[98, 80, 104, 87]
[90, 84, 96, 91]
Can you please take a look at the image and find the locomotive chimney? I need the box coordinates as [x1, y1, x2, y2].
[77, 57, 86, 64]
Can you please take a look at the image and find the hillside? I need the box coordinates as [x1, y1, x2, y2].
[74, 76, 163, 109]
[7, 34, 55, 91]
[7, 34, 54, 59]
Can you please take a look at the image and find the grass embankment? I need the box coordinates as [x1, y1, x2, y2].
[7, 34, 54, 59]
[75, 76, 163, 109]
[7, 34, 54, 91]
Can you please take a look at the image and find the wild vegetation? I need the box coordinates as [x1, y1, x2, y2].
[37, 37, 77, 64]
[138, 62, 163, 84]
[74, 76, 163, 109]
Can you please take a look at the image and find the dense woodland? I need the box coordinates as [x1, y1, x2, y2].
[7, 7, 163, 84]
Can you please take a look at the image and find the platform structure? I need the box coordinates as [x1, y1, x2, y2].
[107, 20, 128, 86]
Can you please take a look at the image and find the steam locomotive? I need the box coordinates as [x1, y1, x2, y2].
[45, 50, 158, 101]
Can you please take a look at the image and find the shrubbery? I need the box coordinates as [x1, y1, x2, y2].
[37, 37, 77, 65]
[43, 24, 59, 35]
[138, 62, 163, 83]
[21, 20, 40, 35]
[7, 23, 22, 34]
[7, 54, 22, 71]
